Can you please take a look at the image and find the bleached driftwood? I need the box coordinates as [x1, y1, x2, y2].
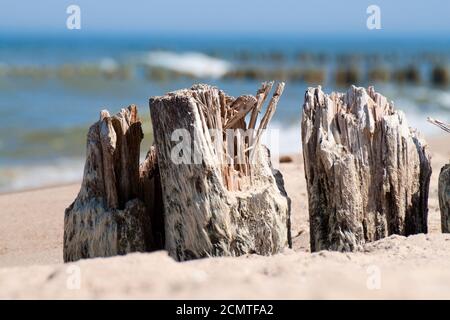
[302, 85, 432, 252]
[150, 83, 291, 261]
[428, 118, 450, 233]
[64, 106, 161, 262]
[439, 164, 450, 233]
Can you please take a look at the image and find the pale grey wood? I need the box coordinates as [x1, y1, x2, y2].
[64, 106, 159, 262]
[302, 85, 432, 252]
[150, 84, 291, 261]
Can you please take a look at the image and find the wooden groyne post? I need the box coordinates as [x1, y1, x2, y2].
[150, 83, 291, 261]
[302, 85, 431, 252]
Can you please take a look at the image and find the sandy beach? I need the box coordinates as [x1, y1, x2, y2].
[0, 134, 448, 299]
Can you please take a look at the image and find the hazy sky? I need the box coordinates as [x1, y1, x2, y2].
[1, 0, 449, 35]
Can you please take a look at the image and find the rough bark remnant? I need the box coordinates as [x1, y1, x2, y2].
[64, 105, 162, 262]
[150, 83, 291, 261]
[439, 164, 450, 233]
[302, 85, 432, 252]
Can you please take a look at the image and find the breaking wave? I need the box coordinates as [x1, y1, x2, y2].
[143, 51, 231, 78]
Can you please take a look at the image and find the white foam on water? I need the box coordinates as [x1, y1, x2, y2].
[0, 151, 164, 193]
[265, 122, 301, 155]
[394, 96, 448, 136]
[0, 158, 84, 193]
[143, 51, 231, 78]
[404, 111, 443, 136]
[99, 57, 119, 73]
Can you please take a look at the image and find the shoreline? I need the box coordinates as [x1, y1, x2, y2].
[0, 181, 81, 196]
[1, 132, 447, 196]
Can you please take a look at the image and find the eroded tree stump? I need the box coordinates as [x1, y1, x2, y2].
[64, 106, 162, 262]
[302, 85, 432, 252]
[439, 164, 450, 233]
[150, 83, 291, 261]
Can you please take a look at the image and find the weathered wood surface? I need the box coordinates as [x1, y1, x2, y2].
[302, 85, 432, 252]
[64, 106, 161, 262]
[439, 164, 450, 233]
[139, 146, 165, 249]
[428, 117, 450, 233]
[150, 83, 291, 261]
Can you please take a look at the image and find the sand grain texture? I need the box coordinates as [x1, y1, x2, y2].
[0, 135, 449, 299]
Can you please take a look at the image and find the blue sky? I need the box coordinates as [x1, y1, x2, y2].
[1, 0, 449, 35]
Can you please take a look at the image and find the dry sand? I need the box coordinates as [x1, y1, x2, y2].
[0, 135, 449, 299]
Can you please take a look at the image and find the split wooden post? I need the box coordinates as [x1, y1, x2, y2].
[150, 83, 291, 261]
[64, 106, 162, 262]
[301, 85, 432, 252]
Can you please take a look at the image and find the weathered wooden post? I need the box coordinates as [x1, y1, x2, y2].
[428, 118, 450, 233]
[64, 106, 163, 262]
[439, 164, 450, 232]
[302, 85, 432, 252]
[150, 83, 291, 261]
